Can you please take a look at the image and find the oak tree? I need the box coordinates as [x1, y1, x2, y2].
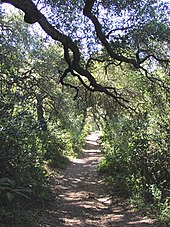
[1, 0, 170, 110]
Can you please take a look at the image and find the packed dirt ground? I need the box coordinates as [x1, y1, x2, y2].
[36, 132, 159, 227]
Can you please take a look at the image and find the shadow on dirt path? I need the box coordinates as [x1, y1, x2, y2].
[37, 132, 158, 227]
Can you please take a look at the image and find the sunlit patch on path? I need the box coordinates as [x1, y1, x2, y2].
[37, 131, 157, 227]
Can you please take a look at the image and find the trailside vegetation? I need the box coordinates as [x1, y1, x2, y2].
[0, 12, 89, 226]
[0, 0, 169, 225]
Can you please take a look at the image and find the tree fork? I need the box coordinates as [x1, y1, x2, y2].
[1, 0, 140, 111]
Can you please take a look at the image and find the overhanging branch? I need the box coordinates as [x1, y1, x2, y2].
[2, 0, 168, 112]
[83, 0, 140, 68]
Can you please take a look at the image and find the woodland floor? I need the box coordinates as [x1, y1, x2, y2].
[35, 132, 160, 227]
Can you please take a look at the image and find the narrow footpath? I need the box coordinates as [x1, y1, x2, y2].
[37, 132, 157, 227]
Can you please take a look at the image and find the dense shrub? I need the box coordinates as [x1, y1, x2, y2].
[98, 114, 170, 201]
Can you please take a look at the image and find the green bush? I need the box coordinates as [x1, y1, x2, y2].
[42, 131, 69, 168]
[99, 114, 170, 200]
[0, 112, 49, 189]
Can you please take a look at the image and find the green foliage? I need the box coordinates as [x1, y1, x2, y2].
[0, 111, 49, 189]
[64, 115, 90, 156]
[99, 113, 170, 194]
[157, 197, 170, 223]
[44, 0, 169, 58]
[98, 145, 130, 194]
[1, 1, 169, 225]
[41, 131, 69, 168]
[129, 189, 170, 224]
[0, 11, 90, 225]
[98, 111, 170, 223]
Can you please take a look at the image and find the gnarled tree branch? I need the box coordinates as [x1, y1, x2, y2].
[83, 0, 140, 68]
[2, 0, 168, 112]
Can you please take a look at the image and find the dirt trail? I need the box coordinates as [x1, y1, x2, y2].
[38, 132, 157, 227]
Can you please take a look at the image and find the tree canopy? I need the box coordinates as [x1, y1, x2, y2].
[0, 1, 170, 225]
[1, 0, 169, 110]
